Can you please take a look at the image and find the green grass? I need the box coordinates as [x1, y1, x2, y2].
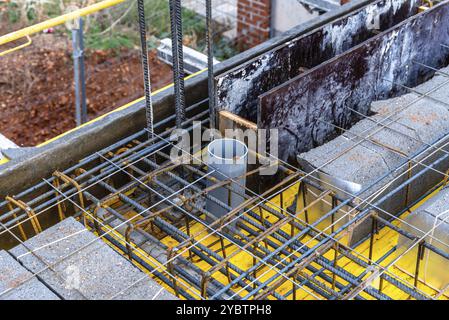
[83, 21, 138, 52]
[6, 2, 20, 24]
[1, 0, 239, 60]
[121, 0, 239, 60]
[85, 31, 137, 51]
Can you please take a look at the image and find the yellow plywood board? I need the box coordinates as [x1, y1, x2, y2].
[87, 180, 449, 300]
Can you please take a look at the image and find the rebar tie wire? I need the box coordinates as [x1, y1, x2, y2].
[137, 0, 154, 140]
[169, 0, 187, 128]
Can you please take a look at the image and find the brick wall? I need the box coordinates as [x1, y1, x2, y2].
[237, 0, 271, 49]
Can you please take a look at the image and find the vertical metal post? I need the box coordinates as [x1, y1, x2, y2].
[368, 215, 377, 264]
[72, 18, 87, 126]
[414, 240, 426, 289]
[301, 182, 309, 223]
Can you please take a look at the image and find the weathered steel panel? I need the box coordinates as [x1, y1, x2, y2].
[215, 0, 420, 122]
[259, 1, 449, 162]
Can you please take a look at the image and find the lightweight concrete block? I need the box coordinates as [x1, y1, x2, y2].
[0, 250, 59, 300]
[298, 66, 449, 245]
[396, 187, 449, 290]
[9, 217, 177, 300]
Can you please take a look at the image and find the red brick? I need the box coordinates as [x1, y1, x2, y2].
[237, 0, 271, 49]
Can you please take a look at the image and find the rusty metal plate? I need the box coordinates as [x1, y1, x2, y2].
[215, 0, 420, 122]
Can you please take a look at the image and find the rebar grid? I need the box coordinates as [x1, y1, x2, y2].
[5, 0, 449, 302]
[2, 96, 449, 300]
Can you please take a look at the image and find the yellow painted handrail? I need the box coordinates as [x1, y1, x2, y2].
[0, 0, 207, 166]
[0, 0, 126, 46]
[0, 35, 32, 57]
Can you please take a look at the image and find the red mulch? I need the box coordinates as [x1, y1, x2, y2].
[0, 34, 173, 146]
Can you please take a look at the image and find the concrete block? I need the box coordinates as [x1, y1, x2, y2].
[157, 38, 220, 74]
[9, 217, 177, 300]
[298, 66, 449, 245]
[396, 186, 449, 290]
[0, 250, 59, 300]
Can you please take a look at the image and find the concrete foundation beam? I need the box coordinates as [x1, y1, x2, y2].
[9, 217, 178, 300]
[0, 250, 59, 300]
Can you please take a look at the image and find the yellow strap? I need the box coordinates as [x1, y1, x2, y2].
[0, 35, 32, 57]
[0, 0, 126, 46]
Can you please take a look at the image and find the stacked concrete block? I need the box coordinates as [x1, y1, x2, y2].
[396, 186, 449, 290]
[0, 250, 59, 300]
[298, 66, 449, 245]
[9, 217, 178, 300]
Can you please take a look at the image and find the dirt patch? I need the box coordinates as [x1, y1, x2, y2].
[0, 34, 173, 146]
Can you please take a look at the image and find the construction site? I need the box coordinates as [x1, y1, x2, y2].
[1, 0, 449, 301]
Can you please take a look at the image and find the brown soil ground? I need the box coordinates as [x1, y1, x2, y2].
[0, 34, 173, 146]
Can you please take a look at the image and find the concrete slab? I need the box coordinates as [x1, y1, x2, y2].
[0, 250, 59, 300]
[9, 217, 177, 300]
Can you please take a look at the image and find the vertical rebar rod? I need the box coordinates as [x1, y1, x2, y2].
[414, 241, 426, 289]
[301, 182, 309, 223]
[137, 0, 154, 140]
[206, 0, 216, 130]
[169, 0, 186, 128]
[332, 243, 338, 291]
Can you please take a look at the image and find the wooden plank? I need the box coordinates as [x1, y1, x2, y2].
[218, 110, 258, 136]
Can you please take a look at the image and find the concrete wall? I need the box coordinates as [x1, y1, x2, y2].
[271, 0, 319, 36]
